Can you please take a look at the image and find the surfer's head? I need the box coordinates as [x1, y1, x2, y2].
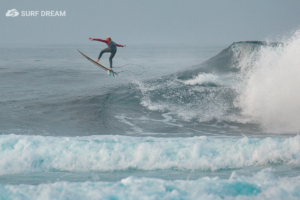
[106, 37, 111, 41]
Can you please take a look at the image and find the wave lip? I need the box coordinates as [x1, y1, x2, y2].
[0, 135, 300, 175]
[1, 169, 300, 199]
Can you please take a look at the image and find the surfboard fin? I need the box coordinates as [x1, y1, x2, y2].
[107, 70, 118, 77]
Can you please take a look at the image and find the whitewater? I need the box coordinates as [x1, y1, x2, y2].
[1, 32, 300, 199]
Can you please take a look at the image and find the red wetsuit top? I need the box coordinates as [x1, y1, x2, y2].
[92, 38, 125, 47]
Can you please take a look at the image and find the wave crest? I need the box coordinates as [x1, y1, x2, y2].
[1, 135, 300, 175]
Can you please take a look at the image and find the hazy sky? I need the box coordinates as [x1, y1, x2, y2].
[1, 0, 300, 45]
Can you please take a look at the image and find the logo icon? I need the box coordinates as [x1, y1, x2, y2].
[6, 9, 19, 17]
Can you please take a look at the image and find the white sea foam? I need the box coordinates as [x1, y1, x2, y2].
[0, 135, 300, 175]
[184, 73, 220, 86]
[1, 169, 300, 200]
[135, 79, 235, 122]
[236, 31, 300, 133]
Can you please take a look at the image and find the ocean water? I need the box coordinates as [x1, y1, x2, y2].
[1, 33, 300, 199]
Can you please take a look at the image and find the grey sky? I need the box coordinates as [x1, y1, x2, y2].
[1, 0, 300, 45]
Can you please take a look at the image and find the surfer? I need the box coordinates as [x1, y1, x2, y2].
[89, 37, 126, 71]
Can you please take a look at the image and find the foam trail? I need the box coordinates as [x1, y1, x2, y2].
[1, 134, 300, 175]
[1, 169, 300, 200]
[236, 31, 300, 133]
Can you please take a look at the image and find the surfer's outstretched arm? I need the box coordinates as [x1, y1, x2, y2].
[116, 43, 126, 47]
[89, 38, 108, 44]
[89, 38, 126, 47]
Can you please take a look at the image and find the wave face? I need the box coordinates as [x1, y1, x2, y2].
[1, 169, 300, 200]
[1, 134, 300, 175]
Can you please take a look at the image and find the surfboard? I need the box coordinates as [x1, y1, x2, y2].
[77, 49, 118, 76]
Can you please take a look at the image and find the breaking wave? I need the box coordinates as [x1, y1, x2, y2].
[235, 33, 300, 133]
[132, 32, 300, 134]
[1, 134, 300, 175]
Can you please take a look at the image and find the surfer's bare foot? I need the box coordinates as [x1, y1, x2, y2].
[89, 38, 93, 41]
[96, 59, 99, 62]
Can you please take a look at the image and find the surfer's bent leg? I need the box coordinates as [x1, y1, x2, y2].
[109, 51, 116, 68]
[98, 48, 111, 60]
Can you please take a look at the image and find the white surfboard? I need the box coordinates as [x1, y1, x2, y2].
[77, 49, 118, 76]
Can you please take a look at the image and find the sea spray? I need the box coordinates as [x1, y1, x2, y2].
[235, 31, 300, 133]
